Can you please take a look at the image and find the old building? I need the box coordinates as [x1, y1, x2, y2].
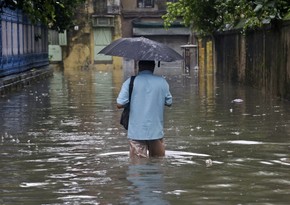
[60, 0, 122, 68]
[92, 0, 122, 64]
[60, 0, 191, 69]
[120, 0, 191, 68]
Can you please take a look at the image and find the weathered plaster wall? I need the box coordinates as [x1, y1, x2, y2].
[63, 0, 93, 69]
[213, 21, 290, 100]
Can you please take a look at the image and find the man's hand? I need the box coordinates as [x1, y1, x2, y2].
[117, 104, 124, 109]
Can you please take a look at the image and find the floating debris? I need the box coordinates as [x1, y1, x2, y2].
[231, 99, 244, 103]
[205, 159, 213, 167]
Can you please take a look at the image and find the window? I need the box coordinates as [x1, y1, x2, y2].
[7, 22, 12, 55]
[12, 22, 18, 55]
[19, 24, 23, 54]
[137, 0, 154, 8]
[2, 21, 7, 55]
[107, 0, 120, 14]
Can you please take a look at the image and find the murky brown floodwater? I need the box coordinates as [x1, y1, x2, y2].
[1, 64, 290, 205]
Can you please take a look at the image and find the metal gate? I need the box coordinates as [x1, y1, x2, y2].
[0, 8, 48, 77]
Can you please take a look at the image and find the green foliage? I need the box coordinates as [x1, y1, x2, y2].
[0, 0, 86, 31]
[285, 12, 290, 20]
[163, 0, 290, 35]
[163, 0, 220, 35]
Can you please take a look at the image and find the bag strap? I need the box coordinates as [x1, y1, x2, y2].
[128, 76, 136, 102]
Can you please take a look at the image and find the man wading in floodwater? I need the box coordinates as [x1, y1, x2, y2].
[117, 60, 172, 158]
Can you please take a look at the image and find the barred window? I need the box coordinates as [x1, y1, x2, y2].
[1, 21, 7, 55]
[137, 0, 154, 8]
[19, 24, 23, 54]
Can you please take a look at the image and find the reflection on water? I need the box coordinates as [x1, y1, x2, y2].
[1, 64, 290, 204]
[124, 159, 169, 205]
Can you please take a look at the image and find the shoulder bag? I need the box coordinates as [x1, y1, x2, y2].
[120, 76, 136, 130]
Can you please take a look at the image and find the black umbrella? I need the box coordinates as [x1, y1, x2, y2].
[98, 37, 183, 62]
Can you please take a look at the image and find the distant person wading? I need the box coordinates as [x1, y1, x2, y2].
[117, 60, 172, 158]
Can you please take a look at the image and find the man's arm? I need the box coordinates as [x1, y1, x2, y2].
[116, 78, 131, 109]
[164, 81, 172, 107]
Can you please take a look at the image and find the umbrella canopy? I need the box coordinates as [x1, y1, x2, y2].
[98, 37, 183, 62]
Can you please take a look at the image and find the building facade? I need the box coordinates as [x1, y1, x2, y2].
[120, 0, 191, 68]
[60, 0, 122, 68]
[58, 0, 192, 69]
[92, 0, 121, 63]
[92, 0, 191, 67]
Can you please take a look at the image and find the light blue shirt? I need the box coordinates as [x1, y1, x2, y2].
[117, 70, 172, 140]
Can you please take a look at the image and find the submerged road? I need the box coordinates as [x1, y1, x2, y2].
[1, 65, 290, 204]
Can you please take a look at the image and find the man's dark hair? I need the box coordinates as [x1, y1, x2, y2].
[138, 60, 155, 72]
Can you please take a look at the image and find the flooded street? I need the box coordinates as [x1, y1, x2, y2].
[1, 64, 290, 205]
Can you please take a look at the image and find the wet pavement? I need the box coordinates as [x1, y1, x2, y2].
[0, 64, 290, 204]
